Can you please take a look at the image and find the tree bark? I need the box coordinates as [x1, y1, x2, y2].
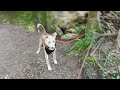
[86, 11, 100, 33]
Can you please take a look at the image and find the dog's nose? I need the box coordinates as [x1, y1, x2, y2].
[51, 47, 55, 49]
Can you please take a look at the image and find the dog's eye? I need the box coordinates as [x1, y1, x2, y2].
[53, 41, 55, 43]
[48, 41, 51, 43]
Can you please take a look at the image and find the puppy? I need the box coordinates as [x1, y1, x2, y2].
[36, 23, 57, 71]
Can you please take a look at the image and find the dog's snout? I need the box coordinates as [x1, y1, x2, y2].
[51, 47, 55, 49]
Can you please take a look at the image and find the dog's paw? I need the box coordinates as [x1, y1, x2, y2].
[48, 66, 52, 71]
[54, 60, 57, 64]
[36, 51, 39, 54]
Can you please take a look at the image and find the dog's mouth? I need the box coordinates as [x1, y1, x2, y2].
[45, 45, 55, 50]
[49, 48, 55, 50]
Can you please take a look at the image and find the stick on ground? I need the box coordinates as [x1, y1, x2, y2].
[77, 35, 95, 79]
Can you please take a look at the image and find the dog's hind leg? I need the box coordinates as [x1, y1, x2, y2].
[53, 49, 57, 64]
[43, 47, 52, 71]
[36, 38, 42, 54]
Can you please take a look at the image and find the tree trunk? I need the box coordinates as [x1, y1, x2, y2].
[86, 11, 100, 33]
[39, 11, 47, 30]
[32, 11, 39, 32]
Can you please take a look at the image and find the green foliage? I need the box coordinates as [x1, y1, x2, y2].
[75, 25, 86, 34]
[16, 11, 35, 31]
[0, 11, 55, 32]
[69, 26, 95, 54]
[38, 11, 47, 28]
[0, 11, 35, 31]
[46, 11, 56, 33]
[88, 55, 96, 66]
[102, 72, 120, 79]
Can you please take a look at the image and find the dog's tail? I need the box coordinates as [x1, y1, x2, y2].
[37, 23, 46, 34]
[36, 13, 46, 33]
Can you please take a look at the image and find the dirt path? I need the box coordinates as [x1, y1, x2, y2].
[0, 24, 80, 79]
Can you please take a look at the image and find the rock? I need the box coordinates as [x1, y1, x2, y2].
[52, 11, 88, 25]
[52, 11, 89, 36]
[61, 33, 79, 40]
[66, 28, 78, 34]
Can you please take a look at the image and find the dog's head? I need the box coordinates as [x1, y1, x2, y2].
[44, 32, 57, 50]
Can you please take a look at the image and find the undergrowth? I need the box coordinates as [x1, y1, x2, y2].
[67, 24, 120, 79]
[68, 25, 95, 54]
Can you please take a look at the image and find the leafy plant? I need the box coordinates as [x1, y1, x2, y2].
[69, 26, 95, 54]
[75, 24, 86, 34]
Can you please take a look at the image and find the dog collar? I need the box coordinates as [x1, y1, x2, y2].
[45, 45, 55, 51]
[45, 45, 49, 49]
[45, 45, 55, 55]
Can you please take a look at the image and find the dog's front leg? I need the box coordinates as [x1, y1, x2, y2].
[36, 39, 42, 54]
[43, 47, 52, 71]
[36, 46, 41, 54]
[53, 49, 57, 64]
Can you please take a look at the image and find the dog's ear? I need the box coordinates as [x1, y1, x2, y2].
[52, 32, 57, 38]
[46, 36, 48, 38]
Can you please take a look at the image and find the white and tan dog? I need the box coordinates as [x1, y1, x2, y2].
[36, 23, 57, 71]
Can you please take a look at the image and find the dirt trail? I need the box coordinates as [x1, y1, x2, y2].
[0, 24, 80, 79]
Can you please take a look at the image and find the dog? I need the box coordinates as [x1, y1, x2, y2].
[36, 23, 57, 71]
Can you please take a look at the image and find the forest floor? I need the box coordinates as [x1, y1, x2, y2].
[81, 11, 120, 79]
[0, 24, 80, 79]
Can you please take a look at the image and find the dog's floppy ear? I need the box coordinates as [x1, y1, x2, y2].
[52, 32, 57, 38]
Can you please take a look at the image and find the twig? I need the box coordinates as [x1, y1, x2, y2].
[100, 15, 118, 19]
[77, 35, 95, 79]
[114, 11, 120, 13]
[99, 32, 118, 37]
[92, 56, 106, 74]
[100, 20, 110, 33]
[94, 32, 118, 40]
[102, 20, 115, 33]
[110, 11, 119, 19]
[91, 37, 104, 55]
[100, 24, 106, 33]
[92, 38, 101, 50]
[110, 26, 117, 32]
[105, 65, 120, 74]
[98, 59, 107, 61]
[100, 48, 109, 66]
[98, 48, 101, 60]
[101, 47, 108, 55]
